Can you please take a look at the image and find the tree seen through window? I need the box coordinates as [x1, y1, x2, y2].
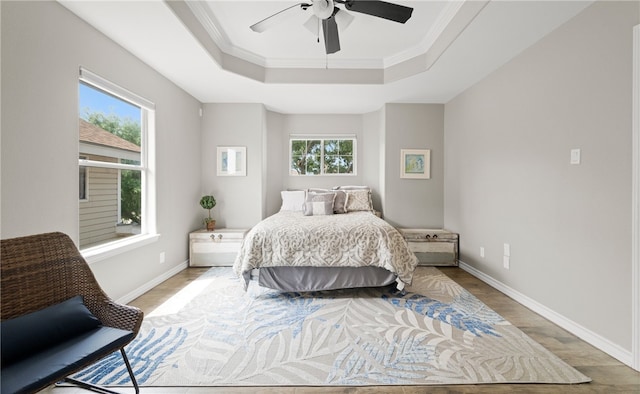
[290, 138, 355, 175]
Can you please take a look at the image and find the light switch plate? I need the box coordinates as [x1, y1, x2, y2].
[570, 149, 581, 164]
[503, 243, 510, 257]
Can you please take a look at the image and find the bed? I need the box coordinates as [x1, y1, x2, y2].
[233, 187, 418, 292]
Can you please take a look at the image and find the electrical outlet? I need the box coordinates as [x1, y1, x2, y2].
[480, 247, 485, 258]
[503, 243, 510, 257]
[503, 255, 510, 269]
[159, 252, 165, 264]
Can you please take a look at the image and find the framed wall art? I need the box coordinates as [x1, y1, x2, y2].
[400, 149, 430, 179]
[217, 146, 246, 176]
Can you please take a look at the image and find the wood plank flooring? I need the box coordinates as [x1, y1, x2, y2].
[48, 266, 640, 394]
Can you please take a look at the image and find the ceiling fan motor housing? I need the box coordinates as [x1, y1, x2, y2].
[313, 0, 335, 20]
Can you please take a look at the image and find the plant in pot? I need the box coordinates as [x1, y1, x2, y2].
[200, 195, 217, 231]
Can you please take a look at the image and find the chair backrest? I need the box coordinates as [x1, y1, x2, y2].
[1, 232, 110, 322]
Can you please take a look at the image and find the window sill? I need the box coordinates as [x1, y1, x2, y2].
[82, 233, 160, 264]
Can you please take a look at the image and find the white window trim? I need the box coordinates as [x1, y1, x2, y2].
[79, 155, 88, 202]
[289, 135, 357, 176]
[79, 67, 155, 110]
[83, 233, 161, 264]
[79, 67, 158, 258]
[117, 169, 122, 224]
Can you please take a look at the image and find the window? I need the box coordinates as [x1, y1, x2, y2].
[78, 68, 156, 255]
[290, 137, 356, 175]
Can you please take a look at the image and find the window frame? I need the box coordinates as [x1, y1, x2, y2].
[79, 155, 88, 202]
[78, 67, 158, 262]
[289, 136, 357, 176]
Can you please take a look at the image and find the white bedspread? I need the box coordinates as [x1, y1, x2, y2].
[233, 211, 418, 288]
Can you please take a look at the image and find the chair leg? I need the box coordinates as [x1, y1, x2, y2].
[62, 349, 139, 394]
[120, 348, 140, 394]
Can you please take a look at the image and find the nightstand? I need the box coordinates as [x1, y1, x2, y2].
[398, 228, 459, 266]
[189, 228, 249, 267]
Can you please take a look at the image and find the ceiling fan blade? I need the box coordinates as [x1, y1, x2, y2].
[250, 3, 310, 33]
[343, 0, 413, 24]
[322, 8, 341, 54]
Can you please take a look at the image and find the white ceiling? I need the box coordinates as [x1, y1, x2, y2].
[58, 0, 593, 114]
[197, 1, 448, 68]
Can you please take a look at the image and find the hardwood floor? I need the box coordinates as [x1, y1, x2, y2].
[49, 267, 640, 394]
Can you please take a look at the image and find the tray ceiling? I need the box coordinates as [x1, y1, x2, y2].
[58, 0, 593, 113]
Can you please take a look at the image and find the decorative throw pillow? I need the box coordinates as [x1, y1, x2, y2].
[332, 190, 348, 214]
[0, 295, 101, 365]
[345, 189, 373, 212]
[303, 192, 336, 216]
[305, 189, 347, 214]
[280, 190, 306, 211]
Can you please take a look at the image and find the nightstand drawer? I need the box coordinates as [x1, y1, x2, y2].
[189, 228, 248, 267]
[407, 241, 456, 265]
[398, 228, 459, 266]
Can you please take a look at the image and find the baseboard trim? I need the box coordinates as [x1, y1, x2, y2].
[116, 260, 189, 305]
[458, 260, 633, 368]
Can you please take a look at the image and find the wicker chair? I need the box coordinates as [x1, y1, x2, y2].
[1, 232, 144, 394]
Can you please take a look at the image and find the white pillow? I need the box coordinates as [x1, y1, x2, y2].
[280, 190, 306, 211]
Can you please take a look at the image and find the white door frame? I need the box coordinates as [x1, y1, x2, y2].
[632, 24, 639, 372]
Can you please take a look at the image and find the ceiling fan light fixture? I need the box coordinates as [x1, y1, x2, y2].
[335, 9, 354, 32]
[303, 15, 320, 36]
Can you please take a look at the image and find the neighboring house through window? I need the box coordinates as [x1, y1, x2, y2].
[290, 137, 356, 175]
[78, 68, 156, 256]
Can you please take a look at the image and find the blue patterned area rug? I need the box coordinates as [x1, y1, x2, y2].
[74, 267, 590, 386]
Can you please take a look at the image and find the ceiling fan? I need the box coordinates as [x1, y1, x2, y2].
[250, 0, 413, 55]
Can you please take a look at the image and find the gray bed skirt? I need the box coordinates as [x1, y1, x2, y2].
[254, 266, 398, 292]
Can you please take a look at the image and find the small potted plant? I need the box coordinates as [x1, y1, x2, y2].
[200, 195, 217, 231]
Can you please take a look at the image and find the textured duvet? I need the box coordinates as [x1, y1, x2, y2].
[233, 211, 418, 288]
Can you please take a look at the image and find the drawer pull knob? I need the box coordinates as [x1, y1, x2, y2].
[210, 234, 224, 240]
[425, 235, 430, 239]
[433, 234, 438, 239]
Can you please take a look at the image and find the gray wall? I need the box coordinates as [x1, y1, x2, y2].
[362, 109, 385, 211]
[1, 1, 203, 300]
[444, 0, 638, 350]
[383, 104, 445, 228]
[202, 112, 374, 217]
[265, 111, 285, 217]
[201, 103, 266, 228]
[200, 108, 446, 221]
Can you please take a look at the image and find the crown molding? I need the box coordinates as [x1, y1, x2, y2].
[186, 0, 471, 71]
[384, 0, 465, 68]
[170, 0, 483, 84]
[263, 57, 383, 69]
[185, 0, 267, 67]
